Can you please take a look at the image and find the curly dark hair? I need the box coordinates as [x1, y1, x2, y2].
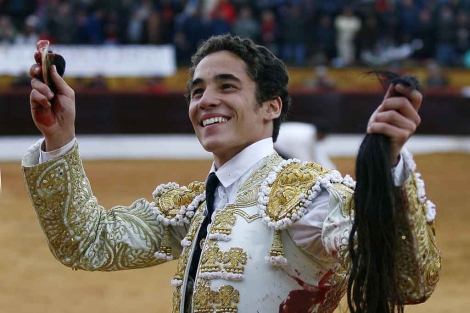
[185, 34, 291, 142]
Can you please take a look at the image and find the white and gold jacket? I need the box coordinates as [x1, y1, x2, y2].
[22, 142, 440, 313]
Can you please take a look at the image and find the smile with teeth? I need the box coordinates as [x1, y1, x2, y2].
[202, 116, 228, 127]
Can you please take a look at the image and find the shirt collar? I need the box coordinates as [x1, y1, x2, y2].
[208, 138, 275, 188]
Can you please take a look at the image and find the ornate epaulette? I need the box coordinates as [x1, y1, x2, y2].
[258, 159, 356, 266]
[152, 181, 206, 260]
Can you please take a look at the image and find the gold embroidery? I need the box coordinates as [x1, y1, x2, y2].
[234, 153, 283, 206]
[171, 206, 206, 313]
[331, 182, 355, 217]
[269, 229, 284, 258]
[154, 182, 205, 220]
[200, 240, 223, 274]
[193, 279, 240, 313]
[231, 208, 260, 223]
[266, 162, 322, 221]
[184, 210, 205, 244]
[154, 183, 205, 259]
[172, 285, 182, 313]
[173, 248, 190, 283]
[23, 145, 167, 271]
[216, 285, 240, 313]
[156, 226, 173, 259]
[199, 240, 248, 280]
[318, 269, 348, 313]
[220, 247, 247, 276]
[209, 209, 237, 239]
[193, 279, 218, 313]
[395, 174, 441, 303]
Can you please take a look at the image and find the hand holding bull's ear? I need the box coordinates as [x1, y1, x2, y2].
[35, 40, 66, 93]
[30, 40, 76, 152]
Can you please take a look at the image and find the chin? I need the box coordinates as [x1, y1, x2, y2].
[199, 137, 224, 153]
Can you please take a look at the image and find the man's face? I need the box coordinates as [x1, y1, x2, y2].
[188, 51, 274, 167]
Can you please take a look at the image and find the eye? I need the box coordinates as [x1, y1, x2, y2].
[191, 88, 204, 99]
[222, 83, 236, 90]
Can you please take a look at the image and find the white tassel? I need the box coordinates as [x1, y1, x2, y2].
[265, 255, 288, 266]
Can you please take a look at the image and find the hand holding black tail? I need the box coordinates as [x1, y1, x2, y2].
[347, 71, 423, 313]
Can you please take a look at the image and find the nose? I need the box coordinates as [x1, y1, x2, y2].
[198, 87, 221, 110]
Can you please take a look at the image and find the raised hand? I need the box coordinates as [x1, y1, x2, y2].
[367, 83, 422, 165]
[30, 55, 75, 152]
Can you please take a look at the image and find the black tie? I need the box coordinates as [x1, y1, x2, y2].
[188, 172, 220, 280]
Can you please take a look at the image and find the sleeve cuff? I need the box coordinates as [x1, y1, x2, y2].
[391, 151, 408, 186]
[39, 138, 77, 163]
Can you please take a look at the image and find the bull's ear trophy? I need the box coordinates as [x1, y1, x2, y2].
[35, 40, 66, 94]
[347, 71, 422, 313]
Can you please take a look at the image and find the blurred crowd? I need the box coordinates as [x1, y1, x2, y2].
[1, 0, 470, 68]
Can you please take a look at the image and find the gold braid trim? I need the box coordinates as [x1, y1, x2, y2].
[395, 174, 441, 303]
[22, 143, 168, 271]
[260, 161, 342, 265]
[152, 181, 205, 259]
[265, 161, 325, 223]
[171, 203, 206, 313]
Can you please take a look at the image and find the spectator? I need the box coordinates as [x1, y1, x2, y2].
[0, 15, 17, 44]
[280, 4, 307, 66]
[456, 11, 470, 63]
[8, 0, 36, 29]
[144, 77, 169, 94]
[87, 9, 105, 44]
[413, 9, 436, 60]
[399, 0, 420, 43]
[435, 5, 457, 66]
[303, 65, 337, 90]
[14, 14, 39, 45]
[312, 15, 336, 65]
[209, 0, 237, 25]
[127, 8, 145, 44]
[87, 74, 108, 90]
[174, 31, 193, 66]
[145, 10, 162, 44]
[158, 0, 176, 44]
[210, 9, 232, 36]
[357, 15, 380, 63]
[5, 0, 470, 68]
[51, 2, 75, 44]
[334, 6, 361, 66]
[260, 9, 279, 56]
[181, 6, 208, 53]
[232, 6, 260, 42]
[74, 10, 91, 44]
[377, 2, 400, 45]
[425, 60, 449, 87]
[103, 10, 120, 45]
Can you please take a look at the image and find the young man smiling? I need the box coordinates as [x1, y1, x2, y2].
[23, 35, 440, 312]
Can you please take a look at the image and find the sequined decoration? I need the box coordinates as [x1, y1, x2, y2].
[395, 174, 441, 303]
[193, 279, 240, 313]
[153, 182, 205, 259]
[199, 240, 248, 281]
[234, 153, 284, 206]
[266, 162, 323, 220]
[208, 209, 237, 241]
[23, 145, 168, 272]
[171, 206, 206, 313]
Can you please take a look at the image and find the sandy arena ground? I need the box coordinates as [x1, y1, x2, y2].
[1, 153, 468, 313]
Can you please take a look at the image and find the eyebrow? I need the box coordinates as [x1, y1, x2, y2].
[188, 73, 242, 91]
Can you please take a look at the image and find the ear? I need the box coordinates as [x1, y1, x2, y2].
[262, 96, 282, 121]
